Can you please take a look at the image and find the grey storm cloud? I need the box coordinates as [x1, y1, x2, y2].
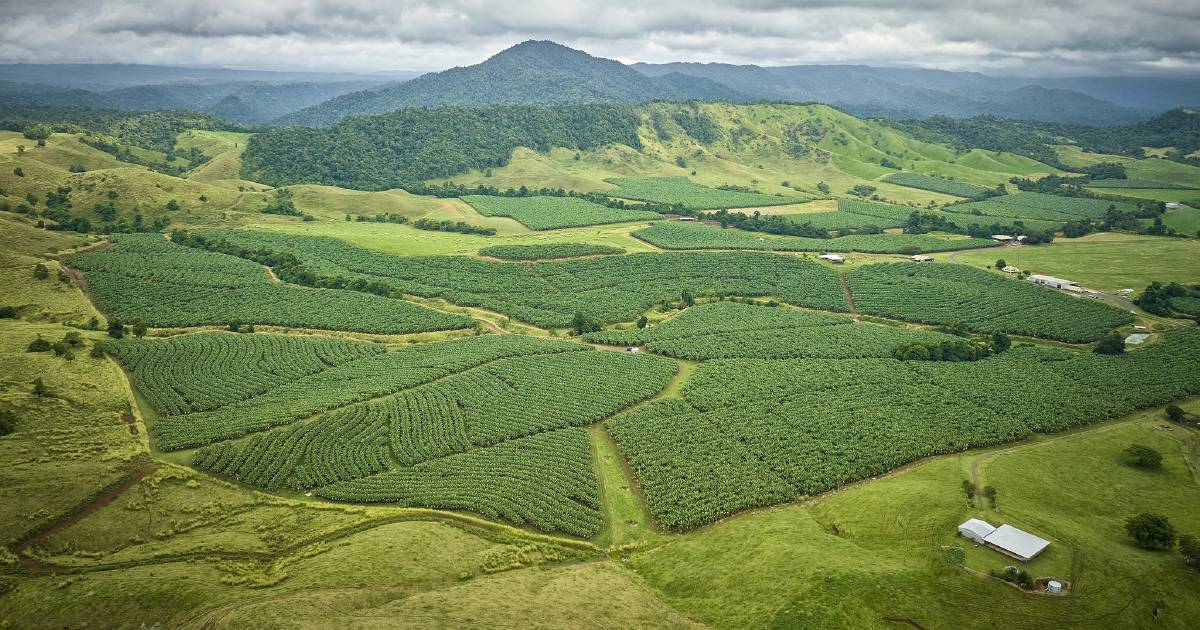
[1, 0, 1198, 75]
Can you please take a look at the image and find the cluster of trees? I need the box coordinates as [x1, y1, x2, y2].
[904, 211, 1054, 244]
[892, 333, 1010, 362]
[708, 210, 831, 238]
[241, 103, 643, 190]
[1061, 203, 1172, 239]
[0, 105, 244, 153]
[411, 218, 496, 236]
[25, 330, 89, 360]
[890, 109, 1200, 168]
[260, 188, 310, 219]
[1135, 281, 1200, 319]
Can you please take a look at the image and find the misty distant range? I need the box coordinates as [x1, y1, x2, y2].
[3, 40, 1198, 127]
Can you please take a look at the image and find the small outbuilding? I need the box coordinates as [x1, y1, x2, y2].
[991, 234, 1015, 243]
[677, 216, 697, 221]
[818, 254, 845, 264]
[1001, 265, 1020, 273]
[626, 346, 641, 353]
[1165, 202, 1180, 209]
[958, 518, 996, 544]
[983, 524, 1050, 562]
[1125, 333, 1149, 345]
[1046, 580, 1063, 594]
[910, 255, 934, 262]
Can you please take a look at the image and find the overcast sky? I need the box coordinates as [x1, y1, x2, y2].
[2, 0, 1198, 76]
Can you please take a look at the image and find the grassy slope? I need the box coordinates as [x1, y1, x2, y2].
[953, 233, 1200, 293]
[432, 103, 1058, 209]
[630, 406, 1200, 629]
[1056, 145, 1200, 187]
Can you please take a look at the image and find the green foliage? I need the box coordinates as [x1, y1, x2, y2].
[847, 263, 1133, 342]
[1126, 444, 1163, 469]
[947, 192, 1136, 223]
[412, 217, 496, 236]
[610, 329, 1200, 529]
[0, 409, 15, 436]
[634, 221, 997, 254]
[463, 195, 659, 230]
[990, 566, 1034, 590]
[883, 172, 991, 198]
[940, 545, 966, 566]
[0, 305, 16, 318]
[177, 230, 849, 329]
[0, 106, 241, 153]
[604, 177, 795, 209]
[585, 302, 964, 360]
[125, 335, 589, 450]
[1125, 512, 1177, 550]
[242, 104, 643, 190]
[1094, 332, 1126, 355]
[313, 429, 603, 537]
[64, 234, 472, 334]
[33, 263, 49, 280]
[1166, 405, 1185, 422]
[26, 336, 51, 352]
[1180, 534, 1200, 568]
[478, 243, 624, 260]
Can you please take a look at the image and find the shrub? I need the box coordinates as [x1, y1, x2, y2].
[1166, 405, 1185, 422]
[0, 306, 16, 318]
[33, 263, 49, 280]
[26, 336, 51, 352]
[1180, 534, 1200, 568]
[1126, 512, 1177, 550]
[0, 410, 15, 436]
[1126, 444, 1163, 469]
[1094, 332, 1126, 355]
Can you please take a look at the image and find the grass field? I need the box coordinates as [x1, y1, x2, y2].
[953, 233, 1200, 293]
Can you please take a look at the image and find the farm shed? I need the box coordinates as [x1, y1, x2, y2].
[983, 524, 1050, 562]
[1165, 202, 1180, 209]
[1028, 274, 1077, 290]
[1125, 333, 1149, 345]
[677, 216, 697, 221]
[818, 254, 845, 264]
[991, 235, 1015, 242]
[958, 518, 996, 544]
[910, 255, 934, 262]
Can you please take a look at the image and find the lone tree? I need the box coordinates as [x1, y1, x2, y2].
[995, 259, 1007, 270]
[982, 485, 998, 508]
[32, 377, 48, 398]
[33, 263, 49, 280]
[1126, 444, 1163, 469]
[1094, 332, 1126, 355]
[26, 336, 51, 352]
[569, 312, 602, 336]
[991, 333, 1011, 353]
[106, 319, 125, 339]
[681, 289, 695, 307]
[1166, 405, 1185, 422]
[636, 315, 648, 329]
[1126, 512, 1177, 550]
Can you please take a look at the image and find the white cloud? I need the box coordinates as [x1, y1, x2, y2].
[0, 0, 1197, 75]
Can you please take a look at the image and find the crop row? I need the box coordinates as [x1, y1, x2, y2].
[846, 263, 1134, 342]
[185, 230, 851, 327]
[945, 192, 1137, 223]
[462, 195, 659, 230]
[604, 176, 799, 209]
[633, 221, 997, 253]
[315, 428, 604, 538]
[106, 332, 384, 416]
[478, 242, 625, 260]
[611, 328, 1200, 530]
[65, 234, 473, 334]
[882, 172, 992, 198]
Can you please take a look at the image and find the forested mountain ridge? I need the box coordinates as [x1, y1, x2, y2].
[0, 79, 389, 125]
[278, 41, 1167, 127]
[277, 41, 746, 126]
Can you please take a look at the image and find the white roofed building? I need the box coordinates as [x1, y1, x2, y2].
[1028, 274, 1078, 290]
[958, 518, 996, 544]
[983, 524, 1050, 562]
[818, 254, 845, 264]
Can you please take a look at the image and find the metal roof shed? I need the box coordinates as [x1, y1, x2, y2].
[983, 524, 1049, 562]
[958, 518, 996, 544]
